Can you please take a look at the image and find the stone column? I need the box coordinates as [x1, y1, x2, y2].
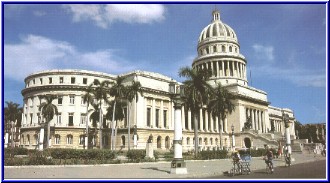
[251, 109, 255, 130]
[151, 99, 155, 128]
[224, 115, 228, 133]
[205, 110, 209, 132]
[216, 61, 219, 77]
[181, 105, 185, 130]
[210, 113, 214, 132]
[199, 108, 203, 131]
[160, 100, 164, 128]
[222, 61, 225, 76]
[215, 116, 219, 133]
[188, 110, 192, 131]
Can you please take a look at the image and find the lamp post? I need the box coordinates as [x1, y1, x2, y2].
[283, 113, 291, 155]
[39, 122, 45, 151]
[169, 82, 187, 174]
[231, 124, 235, 151]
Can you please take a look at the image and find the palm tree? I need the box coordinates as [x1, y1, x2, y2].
[125, 80, 143, 150]
[82, 84, 95, 149]
[38, 95, 58, 149]
[179, 66, 212, 157]
[106, 100, 126, 149]
[4, 101, 22, 148]
[109, 76, 126, 150]
[93, 79, 111, 149]
[207, 83, 236, 150]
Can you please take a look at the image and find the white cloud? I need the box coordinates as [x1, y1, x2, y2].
[251, 64, 326, 88]
[63, 4, 165, 28]
[252, 44, 274, 62]
[4, 35, 136, 81]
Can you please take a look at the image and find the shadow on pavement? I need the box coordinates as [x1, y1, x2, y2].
[140, 167, 171, 174]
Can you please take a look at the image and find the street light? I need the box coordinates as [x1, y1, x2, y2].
[231, 124, 235, 151]
[283, 113, 291, 155]
[169, 82, 187, 174]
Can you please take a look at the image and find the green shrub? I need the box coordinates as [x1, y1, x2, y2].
[126, 150, 146, 162]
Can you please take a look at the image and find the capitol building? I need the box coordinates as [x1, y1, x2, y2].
[19, 10, 296, 151]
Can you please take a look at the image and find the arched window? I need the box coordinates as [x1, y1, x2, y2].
[213, 45, 217, 53]
[121, 135, 125, 147]
[222, 45, 225, 52]
[186, 137, 190, 146]
[229, 46, 232, 52]
[27, 135, 30, 145]
[199, 137, 202, 146]
[157, 136, 161, 149]
[34, 134, 38, 145]
[66, 134, 73, 144]
[165, 136, 170, 149]
[204, 138, 208, 145]
[79, 135, 85, 145]
[215, 138, 218, 146]
[21, 135, 25, 145]
[55, 134, 60, 144]
[210, 138, 213, 145]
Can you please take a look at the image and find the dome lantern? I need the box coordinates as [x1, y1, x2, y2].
[212, 10, 220, 22]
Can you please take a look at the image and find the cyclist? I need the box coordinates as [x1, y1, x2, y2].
[232, 151, 242, 174]
[264, 147, 274, 173]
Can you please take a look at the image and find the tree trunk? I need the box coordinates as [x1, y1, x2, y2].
[193, 112, 199, 158]
[219, 114, 223, 150]
[111, 101, 117, 150]
[85, 104, 89, 149]
[99, 102, 103, 149]
[127, 101, 130, 150]
[47, 120, 50, 148]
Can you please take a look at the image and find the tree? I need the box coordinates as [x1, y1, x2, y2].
[207, 83, 236, 150]
[4, 101, 22, 147]
[179, 66, 212, 157]
[38, 95, 58, 149]
[109, 76, 126, 150]
[92, 79, 111, 149]
[125, 80, 143, 150]
[82, 84, 95, 149]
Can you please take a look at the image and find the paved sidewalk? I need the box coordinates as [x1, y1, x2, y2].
[4, 153, 326, 179]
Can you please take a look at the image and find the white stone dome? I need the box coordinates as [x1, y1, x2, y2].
[198, 10, 238, 44]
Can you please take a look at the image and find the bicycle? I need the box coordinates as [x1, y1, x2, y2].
[229, 160, 243, 176]
[263, 156, 274, 174]
[284, 154, 291, 167]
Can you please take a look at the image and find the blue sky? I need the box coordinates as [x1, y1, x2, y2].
[3, 2, 327, 124]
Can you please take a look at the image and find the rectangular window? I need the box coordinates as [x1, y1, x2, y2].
[58, 96, 63, 105]
[59, 77, 64, 83]
[33, 79, 35, 84]
[69, 95, 75, 104]
[37, 113, 40, 124]
[71, 77, 75, 84]
[68, 113, 74, 126]
[155, 109, 159, 128]
[81, 96, 86, 105]
[40, 78, 43, 84]
[147, 108, 151, 127]
[57, 113, 62, 125]
[80, 114, 86, 124]
[163, 110, 167, 128]
[83, 78, 87, 84]
[30, 114, 33, 124]
[49, 77, 52, 84]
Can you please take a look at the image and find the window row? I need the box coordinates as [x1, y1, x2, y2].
[199, 44, 238, 56]
[25, 95, 108, 108]
[26, 76, 90, 87]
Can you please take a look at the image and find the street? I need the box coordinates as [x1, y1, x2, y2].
[206, 159, 326, 179]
